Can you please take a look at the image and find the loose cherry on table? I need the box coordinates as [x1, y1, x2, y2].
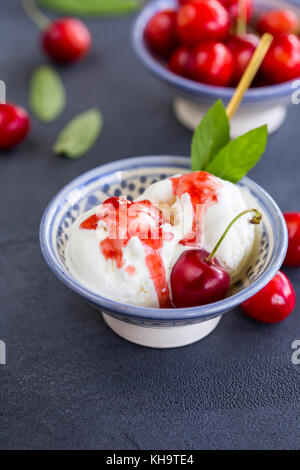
[42, 18, 91, 63]
[227, 33, 260, 85]
[241, 271, 296, 323]
[261, 33, 300, 84]
[144, 9, 178, 57]
[171, 209, 262, 308]
[189, 41, 234, 86]
[22, 0, 91, 64]
[284, 212, 300, 267]
[176, 0, 230, 44]
[257, 9, 299, 36]
[0, 103, 30, 150]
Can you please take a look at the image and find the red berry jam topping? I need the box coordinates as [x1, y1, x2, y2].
[171, 171, 220, 246]
[80, 197, 174, 308]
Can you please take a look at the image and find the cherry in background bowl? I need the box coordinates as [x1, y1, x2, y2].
[132, 0, 300, 137]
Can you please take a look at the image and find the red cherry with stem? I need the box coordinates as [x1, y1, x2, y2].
[0, 103, 30, 150]
[168, 46, 191, 77]
[144, 9, 178, 57]
[219, 0, 253, 23]
[171, 248, 231, 308]
[176, 0, 230, 44]
[241, 271, 296, 323]
[227, 33, 260, 85]
[258, 9, 299, 36]
[189, 41, 234, 86]
[261, 33, 300, 84]
[283, 212, 300, 267]
[171, 209, 262, 308]
[22, 0, 91, 64]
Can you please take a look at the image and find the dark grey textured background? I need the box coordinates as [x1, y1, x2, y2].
[0, 0, 300, 450]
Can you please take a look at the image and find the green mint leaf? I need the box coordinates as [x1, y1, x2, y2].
[38, 0, 141, 16]
[29, 65, 66, 122]
[53, 108, 103, 159]
[191, 99, 230, 171]
[205, 125, 268, 183]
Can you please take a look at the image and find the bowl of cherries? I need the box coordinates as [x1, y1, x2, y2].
[132, 0, 300, 136]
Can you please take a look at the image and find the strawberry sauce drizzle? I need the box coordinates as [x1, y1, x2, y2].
[171, 171, 220, 246]
[80, 197, 173, 308]
[80, 213, 99, 230]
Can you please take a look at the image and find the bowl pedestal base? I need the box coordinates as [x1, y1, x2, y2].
[102, 313, 221, 349]
[173, 96, 287, 138]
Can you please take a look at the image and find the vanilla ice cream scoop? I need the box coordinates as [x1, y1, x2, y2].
[66, 172, 256, 308]
[66, 197, 188, 308]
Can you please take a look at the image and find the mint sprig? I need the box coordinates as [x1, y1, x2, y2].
[53, 109, 103, 158]
[191, 100, 230, 171]
[191, 101, 268, 183]
[29, 65, 66, 122]
[206, 126, 268, 183]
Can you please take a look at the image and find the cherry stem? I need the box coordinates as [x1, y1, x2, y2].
[206, 208, 262, 263]
[21, 0, 50, 30]
[236, 0, 247, 35]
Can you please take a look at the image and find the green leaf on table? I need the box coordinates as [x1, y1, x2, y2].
[30, 65, 66, 122]
[53, 108, 103, 158]
[205, 125, 268, 183]
[191, 99, 230, 171]
[37, 0, 141, 16]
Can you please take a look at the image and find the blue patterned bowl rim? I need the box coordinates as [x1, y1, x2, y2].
[132, 0, 300, 104]
[40, 155, 288, 321]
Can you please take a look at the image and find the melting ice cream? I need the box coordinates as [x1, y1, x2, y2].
[66, 171, 256, 308]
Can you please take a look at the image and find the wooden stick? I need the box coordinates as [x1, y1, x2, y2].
[226, 33, 273, 120]
[236, 0, 247, 35]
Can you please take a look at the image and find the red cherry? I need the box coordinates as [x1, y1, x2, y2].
[176, 0, 230, 44]
[189, 41, 234, 86]
[0, 103, 30, 150]
[241, 271, 296, 323]
[284, 212, 300, 267]
[168, 46, 191, 77]
[144, 9, 178, 57]
[171, 209, 262, 308]
[258, 9, 299, 36]
[261, 33, 300, 84]
[171, 249, 231, 308]
[220, 0, 253, 22]
[42, 18, 91, 63]
[227, 33, 259, 85]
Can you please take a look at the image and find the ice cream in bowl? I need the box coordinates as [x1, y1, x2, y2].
[40, 150, 287, 347]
